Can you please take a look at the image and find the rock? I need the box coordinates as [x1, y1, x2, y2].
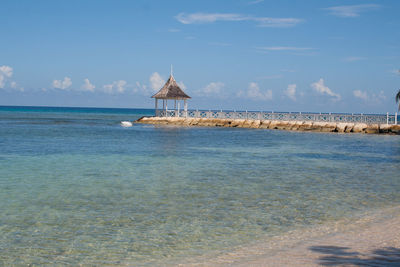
[182, 118, 194, 126]
[345, 123, 354, 133]
[190, 118, 200, 126]
[240, 120, 253, 128]
[336, 123, 347, 133]
[169, 117, 184, 125]
[250, 120, 261, 128]
[135, 116, 397, 135]
[197, 118, 208, 126]
[268, 120, 280, 129]
[292, 121, 304, 131]
[352, 123, 368, 133]
[311, 122, 327, 131]
[379, 124, 391, 134]
[276, 121, 290, 130]
[231, 119, 245, 127]
[298, 121, 313, 131]
[390, 125, 400, 134]
[287, 121, 298, 130]
[221, 119, 232, 127]
[259, 120, 271, 129]
[365, 124, 380, 134]
[321, 122, 337, 132]
[213, 119, 226, 126]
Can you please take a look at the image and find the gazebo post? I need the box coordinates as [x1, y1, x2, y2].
[177, 101, 180, 117]
[174, 99, 177, 117]
[155, 98, 158, 116]
[184, 99, 188, 118]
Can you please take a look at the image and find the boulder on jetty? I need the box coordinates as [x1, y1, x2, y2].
[135, 116, 399, 135]
[352, 123, 368, 133]
[336, 123, 347, 133]
[259, 120, 271, 129]
[267, 120, 280, 129]
[390, 125, 400, 134]
[298, 121, 313, 131]
[365, 124, 380, 134]
[345, 123, 355, 133]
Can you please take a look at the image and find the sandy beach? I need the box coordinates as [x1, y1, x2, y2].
[181, 206, 400, 266]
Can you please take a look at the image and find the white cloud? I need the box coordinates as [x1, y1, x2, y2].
[175, 12, 302, 28]
[81, 78, 95, 92]
[176, 13, 246, 24]
[343, 56, 366, 62]
[324, 4, 380, 18]
[52, 77, 72, 90]
[248, 0, 264, 4]
[254, 17, 302, 28]
[257, 46, 313, 51]
[103, 80, 127, 94]
[311, 78, 341, 100]
[284, 84, 297, 101]
[238, 82, 272, 100]
[150, 72, 165, 92]
[197, 82, 225, 96]
[134, 81, 148, 94]
[0, 65, 13, 77]
[353, 90, 368, 100]
[353, 90, 386, 103]
[0, 65, 13, 88]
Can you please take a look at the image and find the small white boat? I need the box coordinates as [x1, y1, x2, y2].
[120, 121, 133, 127]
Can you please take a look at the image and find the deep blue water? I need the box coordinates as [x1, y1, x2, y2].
[0, 106, 399, 265]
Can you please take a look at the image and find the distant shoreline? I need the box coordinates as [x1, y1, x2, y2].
[136, 116, 400, 135]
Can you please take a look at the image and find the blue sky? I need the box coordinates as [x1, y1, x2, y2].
[1, 0, 399, 113]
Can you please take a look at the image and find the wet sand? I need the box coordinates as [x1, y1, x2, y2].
[180, 207, 400, 266]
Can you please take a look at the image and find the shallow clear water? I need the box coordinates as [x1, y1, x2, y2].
[0, 106, 400, 265]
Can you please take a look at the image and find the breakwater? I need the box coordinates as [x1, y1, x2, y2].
[135, 116, 400, 134]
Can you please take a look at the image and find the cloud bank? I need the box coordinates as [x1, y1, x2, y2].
[149, 72, 165, 92]
[53, 77, 72, 90]
[353, 89, 386, 103]
[81, 78, 95, 92]
[175, 12, 302, 27]
[324, 4, 380, 18]
[284, 84, 297, 101]
[197, 82, 225, 96]
[103, 80, 127, 94]
[238, 82, 272, 100]
[0, 65, 13, 88]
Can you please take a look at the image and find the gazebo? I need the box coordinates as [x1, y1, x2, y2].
[151, 72, 191, 117]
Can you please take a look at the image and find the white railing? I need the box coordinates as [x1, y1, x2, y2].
[155, 110, 398, 125]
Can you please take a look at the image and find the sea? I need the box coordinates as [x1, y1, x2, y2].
[0, 106, 399, 266]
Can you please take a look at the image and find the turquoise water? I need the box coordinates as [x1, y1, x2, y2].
[0, 106, 400, 266]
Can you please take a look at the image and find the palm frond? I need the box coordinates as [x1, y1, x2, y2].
[396, 89, 400, 103]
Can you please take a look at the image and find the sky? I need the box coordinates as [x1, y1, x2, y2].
[1, 0, 399, 113]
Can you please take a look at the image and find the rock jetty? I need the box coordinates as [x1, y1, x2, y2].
[135, 117, 400, 135]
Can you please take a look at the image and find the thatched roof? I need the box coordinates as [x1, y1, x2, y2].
[151, 75, 191, 100]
